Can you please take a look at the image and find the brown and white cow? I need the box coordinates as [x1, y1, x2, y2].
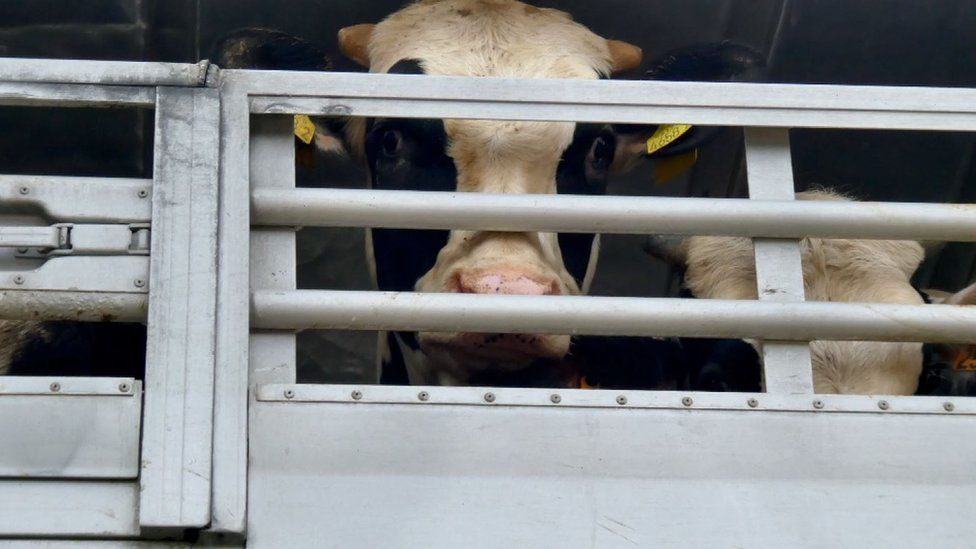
[215, 0, 764, 387]
[658, 189, 975, 395]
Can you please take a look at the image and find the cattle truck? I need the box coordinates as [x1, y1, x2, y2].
[1, 2, 975, 547]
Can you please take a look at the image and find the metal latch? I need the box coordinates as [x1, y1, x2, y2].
[0, 223, 150, 256]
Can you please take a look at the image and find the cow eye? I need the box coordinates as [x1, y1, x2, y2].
[587, 135, 614, 172]
[381, 129, 403, 157]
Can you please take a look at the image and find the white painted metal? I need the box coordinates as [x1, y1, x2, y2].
[3, 543, 207, 549]
[251, 290, 976, 344]
[0, 380, 141, 479]
[140, 87, 221, 529]
[248, 116, 298, 386]
[248, 398, 976, 549]
[250, 187, 976, 241]
[0, 175, 153, 223]
[0, 256, 148, 292]
[0, 480, 140, 537]
[0, 290, 146, 322]
[0, 58, 209, 87]
[230, 70, 976, 130]
[256, 383, 974, 414]
[0, 226, 61, 249]
[744, 127, 815, 394]
[0, 82, 156, 108]
[209, 86, 252, 536]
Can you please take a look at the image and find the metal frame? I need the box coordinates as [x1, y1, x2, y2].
[0, 57, 975, 545]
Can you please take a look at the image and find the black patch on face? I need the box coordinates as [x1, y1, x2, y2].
[556, 123, 616, 286]
[8, 322, 146, 379]
[366, 59, 454, 355]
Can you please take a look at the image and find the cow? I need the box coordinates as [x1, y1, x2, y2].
[215, 1, 767, 387]
[0, 320, 145, 377]
[916, 281, 976, 396]
[649, 189, 970, 395]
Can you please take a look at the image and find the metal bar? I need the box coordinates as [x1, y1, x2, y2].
[209, 86, 251, 536]
[0, 291, 146, 322]
[0, 256, 149, 293]
[140, 87, 221, 530]
[251, 188, 976, 241]
[250, 290, 976, 344]
[249, 116, 298, 386]
[230, 71, 976, 130]
[745, 127, 814, 394]
[0, 58, 209, 87]
[0, 82, 156, 108]
[0, 381, 141, 479]
[255, 384, 975, 415]
[0, 175, 153, 223]
[0, 480, 140, 537]
[0, 226, 60, 249]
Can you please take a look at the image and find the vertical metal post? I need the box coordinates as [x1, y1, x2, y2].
[140, 86, 221, 529]
[744, 128, 815, 394]
[209, 85, 251, 535]
[248, 115, 298, 386]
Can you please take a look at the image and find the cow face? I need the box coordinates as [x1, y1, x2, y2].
[214, 2, 765, 385]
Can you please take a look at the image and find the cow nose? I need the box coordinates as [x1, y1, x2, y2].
[457, 269, 560, 296]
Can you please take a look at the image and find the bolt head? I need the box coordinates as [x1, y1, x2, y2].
[878, 400, 890, 411]
[118, 382, 131, 393]
[550, 394, 562, 404]
[49, 382, 61, 392]
[283, 389, 295, 399]
[351, 390, 363, 401]
[12, 275, 25, 285]
[747, 398, 759, 408]
[813, 399, 824, 409]
[483, 392, 496, 403]
[18, 186, 29, 195]
[138, 189, 149, 198]
[418, 391, 430, 402]
[133, 279, 146, 288]
[944, 402, 955, 412]
[681, 396, 694, 407]
[616, 395, 628, 406]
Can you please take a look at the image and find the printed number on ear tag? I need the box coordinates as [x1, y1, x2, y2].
[294, 114, 316, 145]
[646, 124, 693, 155]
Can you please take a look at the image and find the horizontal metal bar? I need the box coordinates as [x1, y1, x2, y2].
[0, 377, 137, 396]
[0, 58, 209, 87]
[0, 291, 147, 322]
[0, 226, 60, 249]
[229, 71, 976, 130]
[251, 188, 976, 241]
[0, 175, 153, 223]
[0, 480, 139, 537]
[255, 384, 975, 414]
[0, 82, 156, 108]
[251, 290, 976, 344]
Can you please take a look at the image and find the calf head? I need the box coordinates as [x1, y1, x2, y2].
[215, 1, 764, 386]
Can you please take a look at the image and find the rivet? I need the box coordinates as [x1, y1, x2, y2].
[483, 392, 496, 403]
[118, 382, 131, 393]
[681, 396, 693, 407]
[137, 189, 149, 198]
[283, 389, 294, 399]
[747, 398, 759, 408]
[944, 402, 955, 412]
[351, 390, 363, 401]
[13, 275, 25, 285]
[133, 279, 146, 288]
[417, 391, 430, 402]
[18, 186, 29, 195]
[813, 399, 824, 409]
[616, 395, 628, 406]
[49, 382, 61, 393]
[550, 394, 562, 404]
[878, 400, 889, 411]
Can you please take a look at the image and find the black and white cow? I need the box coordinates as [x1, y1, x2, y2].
[215, 0, 765, 387]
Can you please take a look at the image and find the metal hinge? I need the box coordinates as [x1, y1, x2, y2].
[0, 223, 150, 256]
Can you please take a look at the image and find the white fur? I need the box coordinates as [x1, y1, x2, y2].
[682, 190, 925, 395]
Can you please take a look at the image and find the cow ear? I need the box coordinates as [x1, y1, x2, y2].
[338, 24, 375, 68]
[609, 41, 767, 175]
[945, 280, 976, 306]
[211, 28, 350, 157]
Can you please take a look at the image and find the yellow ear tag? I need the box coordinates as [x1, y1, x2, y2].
[646, 124, 693, 155]
[294, 114, 316, 145]
[653, 149, 699, 185]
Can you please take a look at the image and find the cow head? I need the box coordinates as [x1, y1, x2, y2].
[214, 1, 765, 386]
